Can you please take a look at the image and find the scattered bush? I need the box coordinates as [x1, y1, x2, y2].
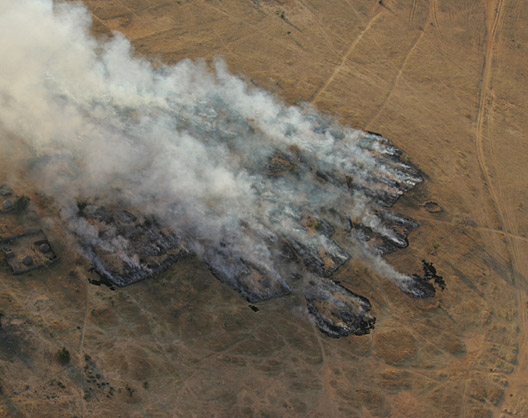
[13, 195, 30, 212]
[125, 384, 135, 397]
[56, 347, 71, 365]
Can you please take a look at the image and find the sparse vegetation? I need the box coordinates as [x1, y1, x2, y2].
[13, 195, 30, 212]
[452, 214, 473, 233]
[125, 384, 135, 397]
[56, 347, 71, 365]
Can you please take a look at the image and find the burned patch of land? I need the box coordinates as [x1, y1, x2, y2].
[75, 203, 191, 287]
[63, 130, 441, 339]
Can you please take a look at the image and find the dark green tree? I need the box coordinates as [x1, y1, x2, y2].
[56, 347, 71, 365]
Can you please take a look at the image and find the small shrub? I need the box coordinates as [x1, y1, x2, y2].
[125, 384, 135, 397]
[56, 347, 71, 365]
[13, 195, 30, 212]
[432, 241, 440, 249]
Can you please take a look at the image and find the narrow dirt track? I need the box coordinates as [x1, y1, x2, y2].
[365, 0, 433, 130]
[311, 5, 383, 104]
[409, 0, 418, 28]
[431, 0, 442, 35]
[474, 0, 528, 406]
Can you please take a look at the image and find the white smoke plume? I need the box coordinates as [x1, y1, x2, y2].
[0, 0, 425, 299]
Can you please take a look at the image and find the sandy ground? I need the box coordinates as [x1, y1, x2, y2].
[0, 0, 527, 416]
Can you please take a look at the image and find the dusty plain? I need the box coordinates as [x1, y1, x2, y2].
[1, 0, 527, 416]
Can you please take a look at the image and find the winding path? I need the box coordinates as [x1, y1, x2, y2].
[311, 5, 384, 104]
[473, 0, 528, 412]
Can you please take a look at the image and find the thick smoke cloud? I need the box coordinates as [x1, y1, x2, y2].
[0, 0, 425, 302]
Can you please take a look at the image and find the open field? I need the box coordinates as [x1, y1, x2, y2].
[0, 0, 527, 416]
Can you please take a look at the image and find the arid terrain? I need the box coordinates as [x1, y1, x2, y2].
[1, 0, 527, 417]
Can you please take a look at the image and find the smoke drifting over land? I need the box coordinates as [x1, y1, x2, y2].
[0, 0, 432, 333]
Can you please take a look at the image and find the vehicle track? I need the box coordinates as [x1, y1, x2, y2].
[412, 215, 528, 244]
[409, 0, 418, 28]
[312, 327, 336, 417]
[474, 0, 528, 409]
[364, 31, 424, 129]
[297, 0, 346, 58]
[311, 7, 384, 104]
[342, 0, 365, 22]
[474, 0, 508, 271]
[78, 279, 89, 418]
[365, 0, 433, 129]
[431, 0, 442, 35]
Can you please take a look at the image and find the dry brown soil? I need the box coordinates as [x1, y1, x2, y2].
[1, 0, 527, 417]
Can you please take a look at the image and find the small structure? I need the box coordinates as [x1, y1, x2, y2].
[0, 230, 58, 275]
[0, 184, 14, 214]
[0, 184, 57, 275]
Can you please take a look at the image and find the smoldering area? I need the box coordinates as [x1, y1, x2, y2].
[0, 0, 444, 337]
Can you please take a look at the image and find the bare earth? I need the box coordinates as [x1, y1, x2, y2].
[1, 0, 527, 417]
